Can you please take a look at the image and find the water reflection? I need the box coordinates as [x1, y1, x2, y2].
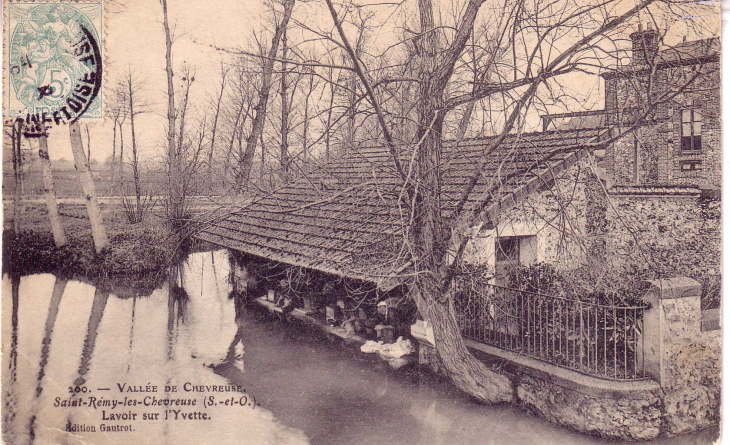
[1, 251, 307, 445]
[1, 250, 719, 445]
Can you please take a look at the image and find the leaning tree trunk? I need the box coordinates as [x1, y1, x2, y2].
[417, 278, 513, 403]
[69, 122, 108, 253]
[38, 136, 68, 247]
[410, 106, 513, 404]
[406, 0, 512, 405]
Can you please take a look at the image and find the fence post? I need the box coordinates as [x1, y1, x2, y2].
[638, 277, 702, 385]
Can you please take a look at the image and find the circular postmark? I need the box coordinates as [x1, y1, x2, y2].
[8, 4, 102, 135]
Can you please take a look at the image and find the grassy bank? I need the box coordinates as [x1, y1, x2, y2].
[3, 202, 180, 288]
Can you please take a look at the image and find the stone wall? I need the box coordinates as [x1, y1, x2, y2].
[600, 193, 721, 305]
[516, 375, 661, 440]
[415, 336, 664, 440]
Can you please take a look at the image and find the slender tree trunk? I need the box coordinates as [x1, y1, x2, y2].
[118, 120, 125, 194]
[225, 99, 245, 181]
[110, 117, 117, 192]
[325, 79, 335, 162]
[302, 73, 314, 162]
[171, 75, 193, 220]
[128, 79, 142, 210]
[161, 0, 181, 219]
[260, 132, 268, 186]
[9, 123, 22, 235]
[38, 136, 68, 247]
[69, 122, 108, 253]
[85, 125, 92, 164]
[208, 68, 228, 186]
[239, 0, 295, 189]
[279, 27, 290, 181]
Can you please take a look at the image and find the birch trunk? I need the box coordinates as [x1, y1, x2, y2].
[38, 136, 68, 247]
[69, 122, 108, 253]
[118, 120, 124, 193]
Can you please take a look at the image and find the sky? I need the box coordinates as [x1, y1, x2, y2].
[5, 0, 268, 163]
[1, 0, 722, 164]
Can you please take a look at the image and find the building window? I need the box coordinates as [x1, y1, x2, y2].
[496, 237, 520, 263]
[680, 160, 701, 171]
[681, 109, 702, 151]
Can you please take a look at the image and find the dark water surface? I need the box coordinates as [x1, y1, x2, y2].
[2, 250, 719, 445]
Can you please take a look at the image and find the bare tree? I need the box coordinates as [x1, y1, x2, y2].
[236, 0, 296, 191]
[69, 121, 108, 253]
[124, 69, 151, 221]
[279, 26, 291, 181]
[207, 63, 231, 187]
[4, 121, 24, 235]
[108, 85, 128, 194]
[38, 135, 67, 247]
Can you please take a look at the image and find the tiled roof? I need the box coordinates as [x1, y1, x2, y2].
[608, 185, 701, 196]
[658, 38, 720, 64]
[198, 129, 601, 285]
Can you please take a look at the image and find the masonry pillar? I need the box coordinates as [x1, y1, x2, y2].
[639, 277, 720, 435]
[639, 277, 701, 385]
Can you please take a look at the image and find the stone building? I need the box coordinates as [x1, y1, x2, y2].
[602, 25, 720, 191]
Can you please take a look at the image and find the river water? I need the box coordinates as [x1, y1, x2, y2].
[1, 250, 719, 445]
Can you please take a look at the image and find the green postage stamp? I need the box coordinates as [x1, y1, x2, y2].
[5, 1, 103, 126]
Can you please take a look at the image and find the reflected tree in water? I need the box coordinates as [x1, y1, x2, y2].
[3, 275, 21, 440]
[167, 261, 190, 360]
[28, 278, 67, 442]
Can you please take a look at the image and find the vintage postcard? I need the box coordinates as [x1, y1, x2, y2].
[1, 0, 722, 444]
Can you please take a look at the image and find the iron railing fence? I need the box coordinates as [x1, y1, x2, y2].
[453, 281, 648, 380]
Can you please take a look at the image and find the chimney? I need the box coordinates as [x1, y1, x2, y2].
[630, 22, 659, 66]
